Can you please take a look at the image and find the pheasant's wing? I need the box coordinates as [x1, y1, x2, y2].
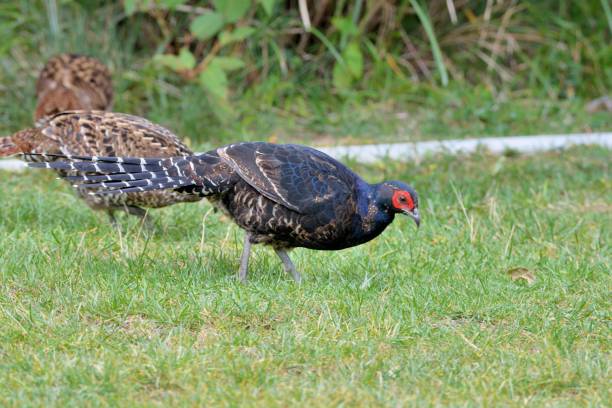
[217, 142, 356, 214]
[40, 111, 192, 158]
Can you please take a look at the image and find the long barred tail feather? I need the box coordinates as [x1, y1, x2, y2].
[91, 179, 193, 195]
[25, 152, 224, 197]
[25, 152, 234, 198]
[25, 152, 169, 164]
[63, 170, 171, 182]
[76, 176, 189, 189]
[28, 158, 165, 173]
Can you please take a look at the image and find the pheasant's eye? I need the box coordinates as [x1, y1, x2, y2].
[399, 195, 406, 202]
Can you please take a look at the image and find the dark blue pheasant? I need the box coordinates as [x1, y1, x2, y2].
[29, 142, 420, 282]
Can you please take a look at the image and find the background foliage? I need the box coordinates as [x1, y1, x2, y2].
[126, 0, 611, 97]
[0, 0, 610, 144]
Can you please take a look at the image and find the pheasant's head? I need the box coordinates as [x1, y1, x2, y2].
[34, 87, 86, 122]
[0, 136, 20, 156]
[377, 180, 420, 227]
[5, 129, 43, 155]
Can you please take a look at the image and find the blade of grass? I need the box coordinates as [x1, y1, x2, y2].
[309, 26, 345, 67]
[44, 0, 60, 38]
[601, 0, 612, 34]
[409, 0, 449, 87]
[298, 0, 311, 31]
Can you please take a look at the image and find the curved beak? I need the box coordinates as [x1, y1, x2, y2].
[403, 208, 420, 228]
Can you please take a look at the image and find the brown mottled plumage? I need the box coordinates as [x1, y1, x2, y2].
[34, 54, 113, 123]
[8, 111, 200, 222]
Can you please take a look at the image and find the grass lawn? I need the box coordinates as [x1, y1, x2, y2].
[0, 145, 609, 406]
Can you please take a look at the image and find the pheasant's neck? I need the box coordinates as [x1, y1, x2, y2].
[353, 181, 394, 241]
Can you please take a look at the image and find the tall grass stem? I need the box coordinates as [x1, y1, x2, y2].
[409, 0, 449, 86]
[45, 0, 60, 38]
[601, 0, 612, 33]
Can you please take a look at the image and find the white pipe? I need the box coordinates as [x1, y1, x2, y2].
[317, 133, 612, 163]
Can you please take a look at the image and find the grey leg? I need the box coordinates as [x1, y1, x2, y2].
[125, 205, 147, 219]
[238, 234, 252, 283]
[274, 248, 302, 283]
[125, 206, 153, 230]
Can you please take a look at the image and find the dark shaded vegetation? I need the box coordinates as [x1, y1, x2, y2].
[0, 1, 609, 145]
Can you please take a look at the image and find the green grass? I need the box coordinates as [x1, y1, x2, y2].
[0, 146, 609, 406]
[141, 82, 612, 148]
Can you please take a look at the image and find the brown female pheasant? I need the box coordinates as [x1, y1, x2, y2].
[1, 54, 113, 155]
[6, 111, 200, 223]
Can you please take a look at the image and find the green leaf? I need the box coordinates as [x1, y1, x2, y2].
[160, 0, 186, 8]
[213, 0, 251, 23]
[258, 0, 276, 16]
[332, 17, 359, 37]
[153, 54, 180, 70]
[212, 56, 245, 71]
[190, 12, 224, 40]
[199, 62, 228, 100]
[332, 62, 352, 89]
[154, 47, 195, 71]
[219, 26, 255, 46]
[177, 48, 196, 70]
[343, 41, 363, 79]
[601, 0, 612, 34]
[124, 0, 138, 15]
[332, 42, 363, 89]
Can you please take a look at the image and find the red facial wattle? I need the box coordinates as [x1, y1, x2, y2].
[392, 190, 415, 211]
